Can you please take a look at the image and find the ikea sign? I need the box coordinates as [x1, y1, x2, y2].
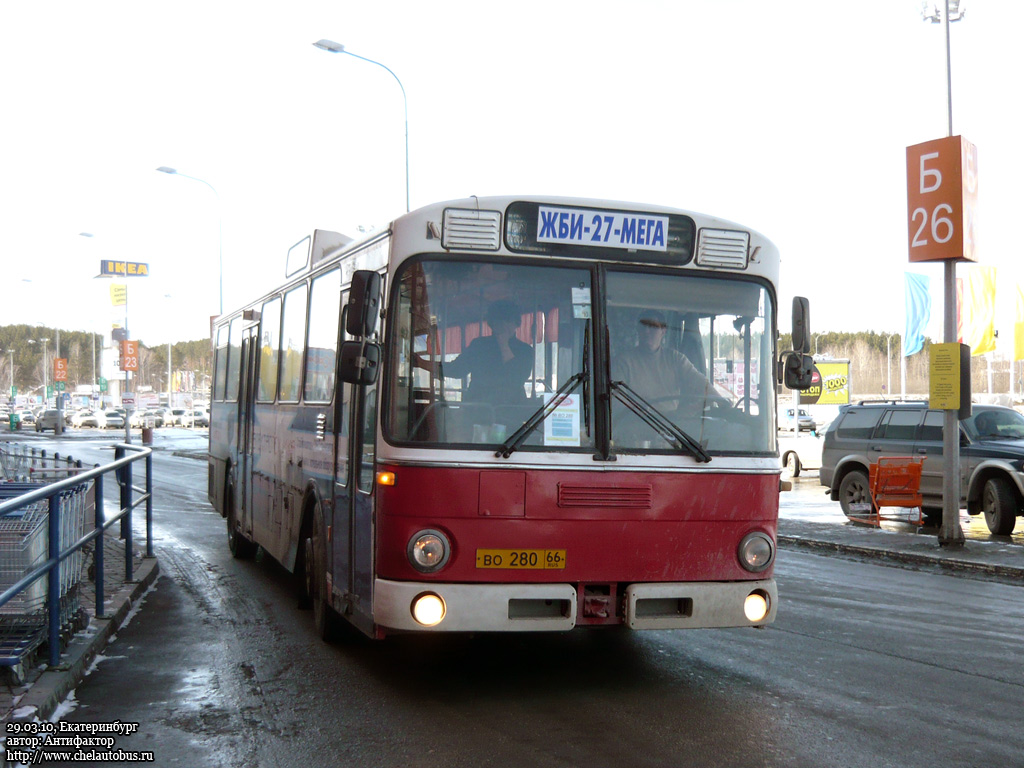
[100, 260, 150, 277]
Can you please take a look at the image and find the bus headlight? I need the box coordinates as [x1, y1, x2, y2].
[411, 592, 446, 627]
[407, 529, 451, 573]
[738, 532, 775, 573]
[744, 590, 770, 623]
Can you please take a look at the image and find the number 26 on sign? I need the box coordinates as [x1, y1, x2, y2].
[905, 135, 978, 263]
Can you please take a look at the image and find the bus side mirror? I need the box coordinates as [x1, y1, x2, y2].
[791, 296, 810, 354]
[339, 341, 381, 385]
[780, 352, 814, 390]
[346, 271, 382, 338]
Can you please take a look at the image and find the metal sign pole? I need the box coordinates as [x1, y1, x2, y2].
[940, 261, 964, 546]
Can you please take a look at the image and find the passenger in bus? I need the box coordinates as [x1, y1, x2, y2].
[614, 310, 728, 419]
[415, 300, 533, 406]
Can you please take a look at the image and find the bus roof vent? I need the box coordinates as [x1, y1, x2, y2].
[442, 208, 501, 251]
[311, 229, 353, 268]
[695, 229, 750, 269]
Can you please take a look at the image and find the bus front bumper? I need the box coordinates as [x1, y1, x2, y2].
[373, 578, 777, 633]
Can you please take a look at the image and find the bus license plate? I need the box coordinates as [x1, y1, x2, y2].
[476, 549, 566, 570]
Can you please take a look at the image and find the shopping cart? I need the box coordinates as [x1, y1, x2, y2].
[0, 445, 29, 482]
[0, 482, 90, 666]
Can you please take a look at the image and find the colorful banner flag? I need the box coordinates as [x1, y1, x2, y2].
[904, 273, 931, 357]
[961, 265, 997, 356]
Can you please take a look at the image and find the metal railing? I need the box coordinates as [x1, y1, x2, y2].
[0, 444, 153, 667]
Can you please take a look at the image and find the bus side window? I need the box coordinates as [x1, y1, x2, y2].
[279, 283, 308, 402]
[304, 268, 341, 403]
[225, 317, 242, 402]
[213, 325, 229, 400]
[257, 296, 282, 402]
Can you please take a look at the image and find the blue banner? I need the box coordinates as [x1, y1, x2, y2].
[904, 273, 931, 356]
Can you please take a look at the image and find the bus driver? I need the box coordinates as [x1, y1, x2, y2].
[614, 309, 729, 423]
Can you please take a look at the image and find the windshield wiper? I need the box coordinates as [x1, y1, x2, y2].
[495, 372, 584, 458]
[609, 381, 712, 463]
[496, 322, 591, 459]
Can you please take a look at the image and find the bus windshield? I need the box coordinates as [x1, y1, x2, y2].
[386, 258, 595, 451]
[606, 269, 774, 454]
[385, 257, 774, 456]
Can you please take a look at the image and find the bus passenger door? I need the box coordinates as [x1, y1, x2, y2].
[331, 375, 376, 632]
[351, 379, 378, 612]
[237, 326, 259, 539]
[331, 379, 353, 603]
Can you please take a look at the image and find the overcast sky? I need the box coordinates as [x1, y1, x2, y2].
[2, 1, 1021, 350]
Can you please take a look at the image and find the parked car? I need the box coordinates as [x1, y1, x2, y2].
[129, 409, 164, 428]
[180, 408, 209, 428]
[779, 431, 823, 477]
[72, 409, 105, 429]
[169, 408, 188, 426]
[17, 410, 35, 425]
[35, 409, 61, 433]
[820, 402, 1024, 535]
[784, 407, 816, 433]
[103, 410, 126, 430]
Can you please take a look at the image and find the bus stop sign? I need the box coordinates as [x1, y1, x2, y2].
[906, 135, 978, 263]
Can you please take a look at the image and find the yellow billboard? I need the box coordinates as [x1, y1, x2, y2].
[799, 361, 850, 405]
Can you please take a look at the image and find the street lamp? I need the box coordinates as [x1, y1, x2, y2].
[27, 338, 50, 406]
[164, 294, 173, 410]
[155, 167, 224, 315]
[921, 0, 965, 137]
[882, 333, 897, 398]
[40, 338, 49, 404]
[313, 39, 410, 213]
[922, 0, 966, 547]
[5, 349, 13, 404]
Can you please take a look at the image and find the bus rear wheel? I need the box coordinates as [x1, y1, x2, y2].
[305, 504, 338, 640]
[227, 488, 257, 559]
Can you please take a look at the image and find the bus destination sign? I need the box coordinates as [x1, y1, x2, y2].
[537, 205, 669, 252]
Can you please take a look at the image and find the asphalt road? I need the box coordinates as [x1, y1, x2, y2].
[10, 435, 1024, 768]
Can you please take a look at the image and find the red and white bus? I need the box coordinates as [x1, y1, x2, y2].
[208, 196, 812, 639]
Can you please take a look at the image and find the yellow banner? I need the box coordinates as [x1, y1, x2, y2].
[961, 265, 996, 355]
[110, 284, 127, 307]
[1015, 284, 1024, 361]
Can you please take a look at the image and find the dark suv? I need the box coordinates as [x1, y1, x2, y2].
[35, 409, 61, 433]
[819, 402, 1024, 535]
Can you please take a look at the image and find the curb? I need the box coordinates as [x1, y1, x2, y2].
[7, 556, 160, 726]
[778, 534, 1024, 581]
